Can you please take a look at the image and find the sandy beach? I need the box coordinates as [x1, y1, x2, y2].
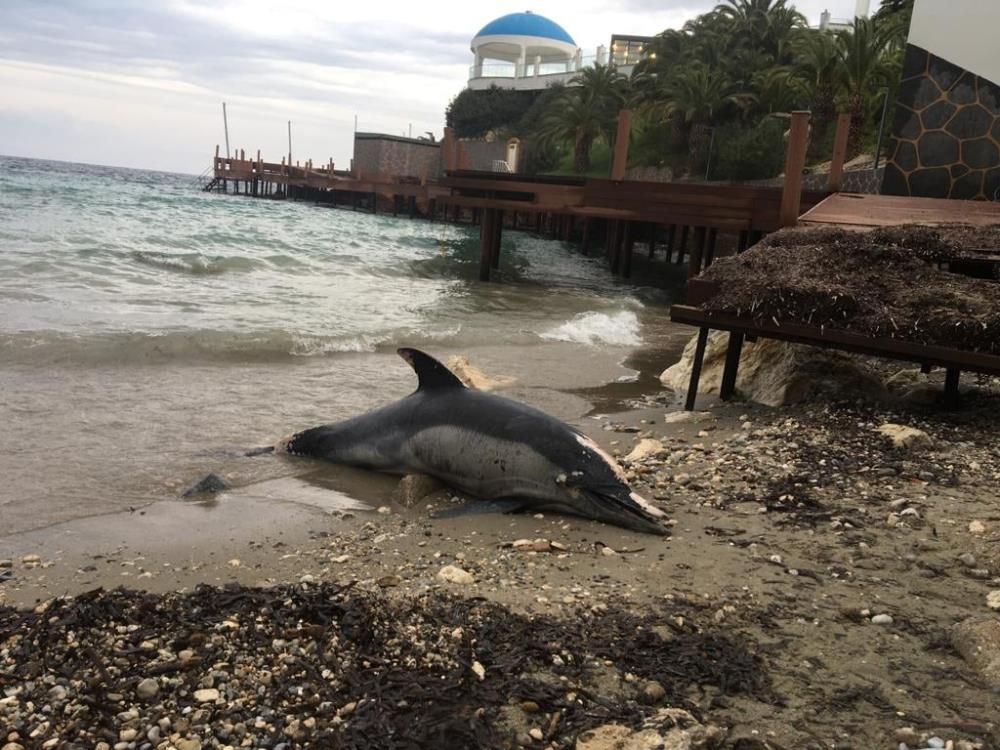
[4, 342, 1000, 749]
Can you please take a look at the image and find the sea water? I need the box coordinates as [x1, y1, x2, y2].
[0, 155, 684, 535]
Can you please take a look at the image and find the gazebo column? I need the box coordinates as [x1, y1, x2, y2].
[574, 48, 582, 71]
[473, 50, 482, 77]
[517, 46, 526, 78]
[533, 54, 541, 77]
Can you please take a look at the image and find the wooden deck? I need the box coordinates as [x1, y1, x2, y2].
[799, 192, 1000, 229]
[437, 170, 828, 280]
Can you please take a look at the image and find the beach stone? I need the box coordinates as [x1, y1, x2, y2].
[446, 355, 516, 391]
[136, 678, 159, 701]
[958, 552, 977, 568]
[952, 617, 1000, 687]
[877, 424, 932, 450]
[182, 473, 230, 497]
[0, 560, 11, 569]
[3, 743, 25, 750]
[392, 474, 444, 507]
[660, 332, 884, 407]
[625, 439, 665, 463]
[871, 614, 894, 625]
[21, 554, 41, 565]
[663, 411, 714, 424]
[193, 688, 220, 703]
[894, 728, 922, 745]
[437, 565, 474, 585]
[969, 519, 987, 535]
[176, 740, 201, 750]
[529, 728, 544, 741]
[641, 680, 666, 704]
[988, 590, 1000, 610]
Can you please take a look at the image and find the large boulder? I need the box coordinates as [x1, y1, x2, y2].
[660, 331, 885, 407]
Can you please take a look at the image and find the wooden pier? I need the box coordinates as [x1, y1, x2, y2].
[206, 111, 847, 283]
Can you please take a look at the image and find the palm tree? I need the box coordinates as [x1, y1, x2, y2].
[790, 28, 843, 152]
[645, 65, 756, 171]
[570, 63, 628, 147]
[715, 0, 805, 62]
[835, 17, 894, 147]
[536, 91, 606, 174]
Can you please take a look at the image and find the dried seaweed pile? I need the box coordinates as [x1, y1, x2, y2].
[0, 583, 768, 749]
[700, 225, 1000, 353]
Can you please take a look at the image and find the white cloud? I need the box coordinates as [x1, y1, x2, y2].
[0, 0, 862, 173]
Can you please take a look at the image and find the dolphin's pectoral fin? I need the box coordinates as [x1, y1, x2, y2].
[397, 348, 466, 391]
[430, 498, 531, 519]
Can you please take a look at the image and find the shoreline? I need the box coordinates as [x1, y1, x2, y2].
[4, 389, 1000, 747]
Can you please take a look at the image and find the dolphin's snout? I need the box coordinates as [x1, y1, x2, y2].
[575, 488, 670, 536]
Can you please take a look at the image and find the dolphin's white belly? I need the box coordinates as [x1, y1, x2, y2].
[404, 425, 562, 499]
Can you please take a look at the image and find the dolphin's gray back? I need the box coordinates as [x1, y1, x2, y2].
[286, 388, 616, 497]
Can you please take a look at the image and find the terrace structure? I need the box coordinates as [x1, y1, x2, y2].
[467, 12, 650, 91]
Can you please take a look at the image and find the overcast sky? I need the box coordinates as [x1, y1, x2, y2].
[0, 0, 863, 174]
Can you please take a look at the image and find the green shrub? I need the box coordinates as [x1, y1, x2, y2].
[710, 119, 787, 181]
[445, 87, 543, 138]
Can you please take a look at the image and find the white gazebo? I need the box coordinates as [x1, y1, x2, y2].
[469, 11, 588, 91]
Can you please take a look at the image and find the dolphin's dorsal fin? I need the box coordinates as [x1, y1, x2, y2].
[397, 348, 466, 390]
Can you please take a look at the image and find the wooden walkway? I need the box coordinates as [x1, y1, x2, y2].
[799, 192, 1000, 229]
[205, 110, 842, 283]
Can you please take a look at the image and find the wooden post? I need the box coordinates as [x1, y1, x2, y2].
[676, 226, 689, 265]
[688, 227, 707, 277]
[719, 331, 745, 401]
[779, 111, 811, 228]
[705, 228, 719, 268]
[944, 368, 961, 407]
[479, 208, 496, 281]
[685, 327, 711, 411]
[610, 109, 633, 182]
[665, 224, 677, 260]
[647, 222, 657, 258]
[491, 210, 504, 269]
[581, 218, 591, 255]
[828, 113, 852, 192]
[621, 222, 634, 278]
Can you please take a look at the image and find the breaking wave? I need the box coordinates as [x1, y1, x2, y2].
[540, 310, 643, 347]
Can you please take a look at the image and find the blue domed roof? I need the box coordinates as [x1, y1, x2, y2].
[475, 12, 575, 45]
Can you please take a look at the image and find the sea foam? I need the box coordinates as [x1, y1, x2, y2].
[541, 310, 642, 347]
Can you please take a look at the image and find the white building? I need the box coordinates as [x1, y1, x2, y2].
[468, 12, 647, 91]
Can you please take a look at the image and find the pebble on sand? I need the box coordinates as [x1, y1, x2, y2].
[871, 614, 894, 625]
[136, 677, 159, 700]
[193, 688, 220, 703]
[877, 423, 931, 450]
[437, 565, 474, 585]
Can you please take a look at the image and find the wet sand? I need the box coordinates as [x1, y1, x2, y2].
[3, 341, 1000, 748]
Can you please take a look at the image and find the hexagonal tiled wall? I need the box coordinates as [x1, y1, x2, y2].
[882, 45, 1000, 200]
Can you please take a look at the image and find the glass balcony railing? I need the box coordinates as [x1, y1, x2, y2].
[468, 53, 639, 81]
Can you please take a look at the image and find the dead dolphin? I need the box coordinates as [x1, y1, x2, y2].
[277, 348, 668, 535]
